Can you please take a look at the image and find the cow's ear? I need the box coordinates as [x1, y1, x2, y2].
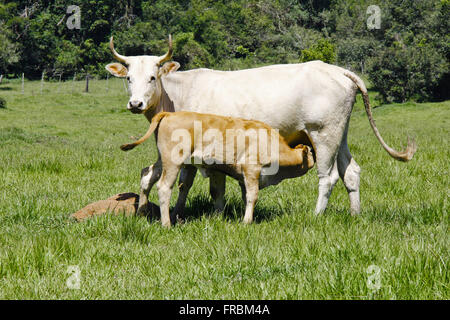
[159, 61, 180, 77]
[106, 63, 128, 78]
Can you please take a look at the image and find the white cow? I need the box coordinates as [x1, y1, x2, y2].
[106, 36, 416, 216]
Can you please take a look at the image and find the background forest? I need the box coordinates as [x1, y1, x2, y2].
[0, 0, 448, 102]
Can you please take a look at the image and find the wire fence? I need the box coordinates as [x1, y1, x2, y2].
[0, 73, 130, 96]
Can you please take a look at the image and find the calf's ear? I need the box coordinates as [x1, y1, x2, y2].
[159, 61, 180, 77]
[105, 63, 128, 78]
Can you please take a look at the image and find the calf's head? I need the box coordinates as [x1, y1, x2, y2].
[294, 144, 315, 170]
[105, 35, 179, 114]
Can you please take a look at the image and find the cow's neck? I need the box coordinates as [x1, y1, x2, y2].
[144, 77, 175, 123]
[156, 79, 175, 114]
[160, 73, 186, 111]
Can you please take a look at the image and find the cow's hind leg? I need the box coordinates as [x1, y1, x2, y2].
[337, 129, 361, 215]
[309, 132, 341, 215]
[209, 171, 226, 211]
[172, 166, 197, 221]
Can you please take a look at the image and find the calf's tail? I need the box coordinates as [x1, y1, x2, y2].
[120, 112, 169, 151]
[343, 71, 417, 162]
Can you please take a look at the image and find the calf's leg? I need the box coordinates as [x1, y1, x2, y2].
[138, 161, 162, 215]
[156, 165, 180, 227]
[242, 169, 260, 224]
[172, 166, 197, 221]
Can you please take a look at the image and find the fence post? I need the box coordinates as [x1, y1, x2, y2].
[0, 74, 3, 84]
[57, 73, 62, 93]
[106, 74, 109, 93]
[72, 73, 76, 94]
[40, 72, 45, 94]
[85, 73, 90, 93]
[21, 73, 24, 94]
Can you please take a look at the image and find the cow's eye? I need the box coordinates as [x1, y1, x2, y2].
[126, 76, 131, 82]
[150, 76, 156, 82]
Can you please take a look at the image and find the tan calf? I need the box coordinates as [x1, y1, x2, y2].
[121, 111, 315, 227]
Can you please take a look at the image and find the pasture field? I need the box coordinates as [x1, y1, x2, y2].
[0, 78, 448, 299]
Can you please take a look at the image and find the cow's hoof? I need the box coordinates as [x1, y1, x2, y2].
[176, 214, 186, 225]
[137, 202, 160, 219]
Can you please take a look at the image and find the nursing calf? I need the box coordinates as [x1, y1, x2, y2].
[120, 111, 315, 227]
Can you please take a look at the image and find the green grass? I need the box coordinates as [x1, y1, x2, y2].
[0, 78, 448, 299]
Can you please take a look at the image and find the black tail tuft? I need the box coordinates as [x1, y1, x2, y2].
[120, 143, 136, 151]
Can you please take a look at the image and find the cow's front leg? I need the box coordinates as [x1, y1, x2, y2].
[138, 161, 161, 216]
[209, 171, 226, 211]
[172, 166, 197, 222]
[239, 182, 246, 204]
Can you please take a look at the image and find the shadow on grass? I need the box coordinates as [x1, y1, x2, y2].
[136, 192, 443, 226]
[74, 191, 287, 226]
[180, 194, 287, 224]
[0, 86, 13, 91]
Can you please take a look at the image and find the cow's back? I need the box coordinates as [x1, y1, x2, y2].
[164, 61, 357, 136]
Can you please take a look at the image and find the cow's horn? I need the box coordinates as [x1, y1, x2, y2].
[159, 34, 173, 64]
[109, 36, 128, 64]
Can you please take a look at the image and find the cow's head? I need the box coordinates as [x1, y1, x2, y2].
[105, 35, 179, 114]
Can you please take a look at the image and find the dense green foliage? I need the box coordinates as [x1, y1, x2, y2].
[300, 38, 336, 64]
[367, 44, 448, 102]
[0, 79, 448, 298]
[0, 0, 448, 100]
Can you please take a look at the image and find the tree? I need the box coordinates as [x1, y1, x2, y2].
[0, 3, 20, 75]
[336, 37, 378, 73]
[0, 0, 447, 102]
[300, 38, 336, 64]
[0, 21, 19, 75]
[54, 40, 83, 75]
[173, 32, 213, 69]
[367, 43, 448, 103]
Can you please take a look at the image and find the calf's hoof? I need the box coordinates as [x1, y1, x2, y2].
[161, 220, 172, 228]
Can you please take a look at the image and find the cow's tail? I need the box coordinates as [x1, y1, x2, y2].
[120, 112, 169, 151]
[344, 71, 416, 162]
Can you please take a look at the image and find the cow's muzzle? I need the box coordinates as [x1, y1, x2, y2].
[128, 100, 144, 114]
[129, 107, 143, 114]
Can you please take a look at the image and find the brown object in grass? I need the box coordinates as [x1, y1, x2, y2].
[71, 193, 160, 221]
